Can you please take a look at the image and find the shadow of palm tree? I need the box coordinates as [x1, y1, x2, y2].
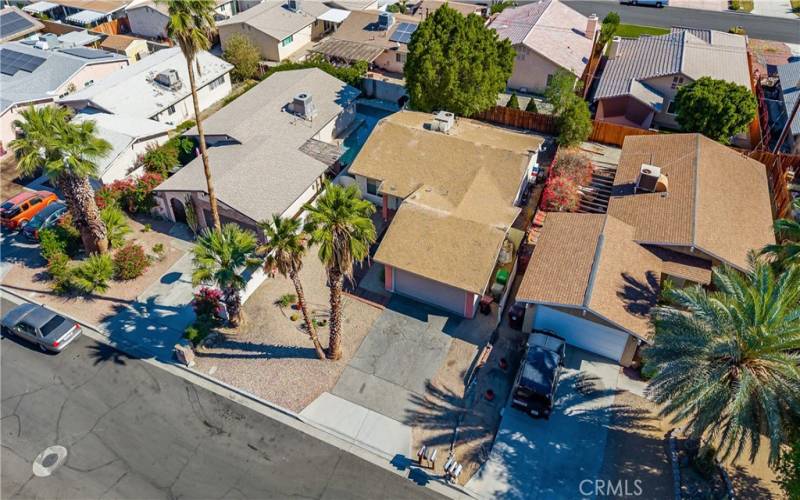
[87, 343, 137, 366]
[618, 271, 660, 316]
[726, 465, 776, 499]
[195, 339, 318, 360]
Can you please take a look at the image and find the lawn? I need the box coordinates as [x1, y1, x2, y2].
[615, 24, 670, 39]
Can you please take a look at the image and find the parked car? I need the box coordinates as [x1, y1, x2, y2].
[0, 191, 58, 231]
[511, 330, 566, 419]
[620, 0, 668, 6]
[1, 303, 82, 353]
[22, 202, 68, 240]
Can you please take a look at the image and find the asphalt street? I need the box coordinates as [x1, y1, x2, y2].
[564, 1, 800, 43]
[0, 297, 445, 500]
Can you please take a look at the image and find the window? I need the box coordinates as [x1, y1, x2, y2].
[209, 76, 225, 90]
[84, 80, 94, 87]
[17, 322, 35, 335]
[281, 35, 293, 47]
[40, 316, 66, 336]
[670, 75, 685, 90]
[166, 105, 176, 115]
[666, 100, 676, 114]
[30, 197, 42, 206]
[366, 178, 380, 196]
[396, 52, 406, 64]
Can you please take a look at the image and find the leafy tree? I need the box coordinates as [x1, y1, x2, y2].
[72, 254, 115, 294]
[11, 107, 111, 254]
[304, 182, 376, 360]
[191, 224, 260, 326]
[598, 11, 620, 47]
[223, 34, 260, 81]
[258, 215, 326, 360]
[674, 77, 757, 144]
[777, 435, 800, 499]
[100, 206, 131, 248]
[544, 68, 580, 116]
[761, 198, 800, 270]
[161, 0, 222, 231]
[525, 98, 538, 113]
[557, 95, 592, 146]
[141, 141, 178, 178]
[404, 6, 514, 116]
[387, 0, 407, 14]
[506, 92, 520, 110]
[263, 56, 368, 88]
[646, 259, 800, 465]
[490, 0, 514, 14]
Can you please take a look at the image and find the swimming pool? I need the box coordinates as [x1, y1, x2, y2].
[339, 102, 396, 166]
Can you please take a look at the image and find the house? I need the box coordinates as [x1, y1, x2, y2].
[515, 134, 775, 366]
[58, 47, 233, 127]
[488, 0, 597, 94]
[153, 68, 361, 232]
[348, 111, 543, 318]
[125, 0, 244, 40]
[326, 0, 379, 10]
[593, 27, 750, 132]
[72, 112, 171, 184]
[776, 61, 800, 154]
[0, 6, 44, 43]
[22, 0, 128, 28]
[0, 42, 127, 155]
[217, 0, 338, 62]
[99, 34, 149, 63]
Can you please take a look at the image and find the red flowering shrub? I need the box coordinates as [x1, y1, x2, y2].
[113, 242, 150, 280]
[97, 173, 164, 213]
[541, 175, 580, 212]
[551, 149, 593, 186]
[192, 287, 224, 322]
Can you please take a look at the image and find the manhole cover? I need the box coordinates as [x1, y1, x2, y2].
[32, 446, 67, 477]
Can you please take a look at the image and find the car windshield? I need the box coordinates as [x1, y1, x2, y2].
[40, 316, 66, 336]
[27, 213, 46, 228]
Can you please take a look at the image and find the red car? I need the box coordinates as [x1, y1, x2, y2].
[0, 191, 58, 231]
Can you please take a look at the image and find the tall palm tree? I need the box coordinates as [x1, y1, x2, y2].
[304, 182, 376, 360]
[161, 0, 221, 232]
[258, 215, 326, 360]
[10, 106, 111, 254]
[192, 224, 260, 326]
[762, 198, 800, 270]
[646, 258, 800, 465]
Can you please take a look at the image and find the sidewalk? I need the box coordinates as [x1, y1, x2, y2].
[752, 0, 797, 18]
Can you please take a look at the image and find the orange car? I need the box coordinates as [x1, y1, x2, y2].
[1, 191, 58, 231]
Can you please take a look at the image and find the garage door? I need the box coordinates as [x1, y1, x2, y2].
[394, 269, 465, 316]
[533, 306, 628, 362]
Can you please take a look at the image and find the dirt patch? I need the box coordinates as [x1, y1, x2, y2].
[1, 156, 28, 199]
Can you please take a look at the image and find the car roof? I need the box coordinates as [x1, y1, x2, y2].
[37, 202, 66, 217]
[520, 346, 560, 395]
[2, 302, 38, 325]
[4, 191, 35, 205]
[21, 305, 60, 328]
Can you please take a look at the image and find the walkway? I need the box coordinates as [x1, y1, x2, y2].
[751, 0, 797, 19]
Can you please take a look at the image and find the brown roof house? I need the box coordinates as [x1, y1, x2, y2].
[348, 110, 543, 317]
[515, 134, 774, 366]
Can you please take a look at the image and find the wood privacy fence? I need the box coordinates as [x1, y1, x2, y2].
[40, 17, 129, 37]
[744, 150, 799, 219]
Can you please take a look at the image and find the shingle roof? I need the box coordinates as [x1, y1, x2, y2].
[777, 61, 800, 136]
[99, 34, 141, 52]
[310, 9, 418, 57]
[217, 0, 330, 40]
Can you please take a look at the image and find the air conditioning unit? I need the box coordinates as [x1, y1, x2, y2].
[287, 0, 301, 12]
[378, 12, 394, 30]
[636, 164, 663, 193]
[293, 92, 317, 120]
[154, 69, 182, 90]
[433, 111, 454, 133]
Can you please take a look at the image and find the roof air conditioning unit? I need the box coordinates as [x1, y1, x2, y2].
[433, 111, 454, 133]
[154, 69, 182, 90]
[378, 12, 394, 30]
[636, 163, 668, 193]
[287, 0, 301, 12]
[293, 92, 317, 120]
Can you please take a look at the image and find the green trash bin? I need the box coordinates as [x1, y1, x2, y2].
[496, 268, 510, 285]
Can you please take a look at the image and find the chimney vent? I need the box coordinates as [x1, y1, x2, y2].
[608, 36, 621, 59]
[585, 14, 598, 40]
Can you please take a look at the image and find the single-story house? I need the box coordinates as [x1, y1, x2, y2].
[72, 112, 171, 185]
[153, 68, 361, 232]
[0, 42, 127, 155]
[125, 0, 246, 40]
[593, 27, 751, 132]
[348, 111, 543, 318]
[516, 133, 775, 366]
[776, 61, 800, 155]
[0, 6, 44, 43]
[99, 34, 149, 63]
[326, 0, 379, 10]
[23, 0, 128, 28]
[488, 0, 597, 94]
[58, 46, 233, 127]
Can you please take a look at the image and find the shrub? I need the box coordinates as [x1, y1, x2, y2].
[151, 242, 166, 261]
[729, 25, 746, 35]
[113, 242, 150, 280]
[223, 34, 261, 81]
[692, 445, 718, 480]
[278, 293, 297, 308]
[95, 186, 119, 209]
[640, 362, 658, 381]
[290, 313, 299, 321]
[490, 0, 513, 14]
[142, 223, 151, 233]
[39, 219, 81, 261]
[141, 142, 178, 178]
[541, 175, 580, 212]
[105, 173, 164, 214]
[192, 287, 224, 321]
[525, 98, 538, 113]
[777, 437, 800, 499]
[263, 55, 368, 88]
[100, 206, 131, 248]
[183, 317, 214, 346]
[72, 254, 114, 294]
[551, 149, 592, 186]
[47, 252, 74, 294]
[557, 95, 593, 146]
[730, 0, 740, 10]
[506, 92, 520, 110]
[175, 119, 196, 133]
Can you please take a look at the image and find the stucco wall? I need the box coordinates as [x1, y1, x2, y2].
[150, 72, 232, 126]
[126, 6, 168, 39]
[373, 49, 405, 74]
[508, 45, 566, 94]
[276, 24, 312, 61]
[219, 24, 280, 61]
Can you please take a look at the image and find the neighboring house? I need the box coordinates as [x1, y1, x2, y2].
[72, 112, 171, 184]
[15, 30, 99, 50]
[515, 134, 775, 366]
[0, 6, 44, 43]
[22, 0, 129, 28]
[0, 42, 127, 155]
[407, 0, 482, 18]
[125, 0, 245, 39]
[488, 0, 597, 94]
[776, 61, 800, 155]
[154, 68, 361, 233]
[593, 27, 750, 132]
[217, 0, 336, 62]
[348, 111, 543, 318]
[58, 47, 233, 126]
[326, 0, 379, 10]
[100, 34, 149, 63]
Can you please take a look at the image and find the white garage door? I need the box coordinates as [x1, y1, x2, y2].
[394, 269, 465, 316]
[533, 306, 629, 362]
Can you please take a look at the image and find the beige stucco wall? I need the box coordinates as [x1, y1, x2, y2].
[220, 22, 313, 62]
[508, 45, 566, 94]
[373, 49, 405, 74]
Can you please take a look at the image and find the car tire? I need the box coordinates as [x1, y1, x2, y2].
[656, 1, 663, 6]
[18, 219, 28, 229]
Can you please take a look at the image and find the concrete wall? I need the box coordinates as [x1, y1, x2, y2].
[508, 45, 567, 94]
[362, 77, 407, 102]
[313, 102, 356, 143]
[126, 6, 168, 39]
[150, 72, 232, 126]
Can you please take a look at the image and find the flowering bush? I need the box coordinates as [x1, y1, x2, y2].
[551, 149, 593, 186]
[113, 242, 150, 280]
[192, 287, 224, 322]
[541, 175, 581, 212]
[97, 173, 164, 214]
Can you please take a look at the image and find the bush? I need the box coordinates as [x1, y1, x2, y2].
[692, 445, 718, 480]
[777, 437, 800, 499]
[490, 0, 513, 14]
[640, 362, 658, 380]
[183, 317, 214, 346]
[263, 55, 368, 88]
[223, 34, 261, 81]
[95, 186, 119, 209]
[47, 252, 74, 294]
[72, 254, 114, 294]
[278, 293, 297, 308]
[175, 119, 196, 133]
[100, 206, 131, 248]
[192, 287, 224, 321]
[729, 25, 746, 34]
[541, 175, 580, 212]
[151, 242, 166, 261]
[141, 142, 178, 178]
[525, 98, 538, 113]
[290, 313, 299, 321]
[105, 173, 164, 214]
[39, 219, 81, 261]
[113, 242, 150, 280]
[506, 92, 520, 110]
[552, 149, 592, 186]
[557, 95, 593, 146]
[730, 0, 740, 9]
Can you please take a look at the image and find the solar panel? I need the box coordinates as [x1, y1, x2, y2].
[389, 22, 418, 44]
[0, 49, 45, 76]
[60, 47, 112, 59]
[0, 11, 35, 39]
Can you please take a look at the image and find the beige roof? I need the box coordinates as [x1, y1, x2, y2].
[644, 246, 712, 285]
[361, 111, 543, 294]
[99, 34, 141, 51]
[409, 0, 481, 18]
[56, 0, 127, 14]
[217, 1, 329, 40]
[607, 134, 774, 271]
[314, 10, 417, 51]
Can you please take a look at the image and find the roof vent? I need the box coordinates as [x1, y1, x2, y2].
[608, 36, 621, 60]
[154, 69, 182, 90]
[287, 0, 302, 12]
[378, 12, 394, 30]
[293, 92, 317, 120]
[636, 164, 668, 193]
[430, 111, 454, 133]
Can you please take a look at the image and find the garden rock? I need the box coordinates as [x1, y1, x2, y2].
[174, 344, 196, 367]
[201, 332, 221, 349]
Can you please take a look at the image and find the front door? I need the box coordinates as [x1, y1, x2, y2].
[170, 197, 187, 223]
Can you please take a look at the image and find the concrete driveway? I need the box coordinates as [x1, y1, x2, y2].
[466, 349, 622, 499]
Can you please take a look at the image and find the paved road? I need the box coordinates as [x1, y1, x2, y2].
[563, 1, 800, 43]
[0, 297, 445, 499]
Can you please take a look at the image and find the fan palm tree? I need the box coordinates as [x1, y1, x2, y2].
[762, 198, 800, 270]
[161, 0, 221, 232]
[192, 224, 260, 326]
[304, 182, 376, 360]
[646, 257, 800, 465]
[10, 106, 111, 254]
[258, 215, 326, 360]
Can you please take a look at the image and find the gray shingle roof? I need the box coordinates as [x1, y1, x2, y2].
[217, 0, 330, 40]
[777, 61, 800, 136]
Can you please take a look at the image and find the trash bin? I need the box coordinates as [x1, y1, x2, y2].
[496, 269, 510, 285]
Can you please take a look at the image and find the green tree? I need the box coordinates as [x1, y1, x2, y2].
[161, 0, 222, 232]
[674, 77, 757, 144]
[11, 107, 111, 254]
[557, 95, 592, 146]
[404, 6, 514, 116]
[762, 198, 800, 270]
[140, 141, 178, 178]
[72, 254, 114, 294]
[223, 34, 260, 81]
[646, 259, 800, 465]
[598, 11, 620, 47]
[191, 224, 260, 326]
[544, 68, 580, 116]
[387, 0, 407, 14]
[258, 215, 326, 360]
[506, 92, 520, 110]
[490, 0, 513, 14]
[777, 435, 800, 499]
[304, 182, 376, 360]
[525, 98, 538, 113]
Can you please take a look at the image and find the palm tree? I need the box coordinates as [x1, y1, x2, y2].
[762, 198, 800, 269]
[161, 0, 221, 232]
[192, 224, 260, 326]
[304, 182, 376, 360]
[258, 215, 326, 360]
[646, 258, 800, 465]
[10, 106, 111, 254]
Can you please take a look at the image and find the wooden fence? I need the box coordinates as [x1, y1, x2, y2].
[746, 49, 763, 149]
[744, 150, 799, 219]
[91, 17, 130, 36]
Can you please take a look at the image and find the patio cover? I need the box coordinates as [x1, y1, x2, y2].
[65, 9, 105, 25]
[318, 8, 350, 23]
[311, 38, 384, 63]
[22, 1, 58, 14]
